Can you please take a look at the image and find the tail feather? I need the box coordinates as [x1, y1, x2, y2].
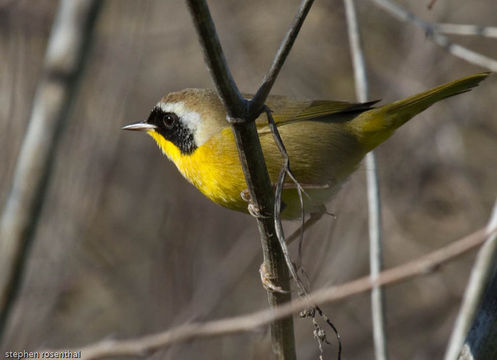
[350, 72, 490, 150]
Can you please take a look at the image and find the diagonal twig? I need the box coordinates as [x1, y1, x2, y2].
[63, 226, 493, 360]
[250, 0, 315, 116]
[372, 0, 497, 71]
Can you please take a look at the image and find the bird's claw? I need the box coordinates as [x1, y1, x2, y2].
[259, 263, 289, 294]
[242, 189, 271, 218]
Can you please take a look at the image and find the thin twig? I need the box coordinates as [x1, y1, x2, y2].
[266, 107, 343, 359]
[314, 305, 342, 358]
[0, 0, 102, 341]
[444, 199, 497, 360]
[63, 227, 492, 360]
[250, 0, 315, 116]
[372, 0, 497, 71]
[344, 0, 387, 359]
[434, 24, 497, 39]
[265, 107, 307, 272]
[265, 107, 306, 292]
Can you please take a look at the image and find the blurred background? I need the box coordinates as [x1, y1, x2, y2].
[0, 0, 496, 358]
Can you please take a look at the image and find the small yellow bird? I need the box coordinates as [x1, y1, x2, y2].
[123, 73, 489, 219]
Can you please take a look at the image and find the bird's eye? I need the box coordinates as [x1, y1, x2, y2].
[162, 112, 177, 129]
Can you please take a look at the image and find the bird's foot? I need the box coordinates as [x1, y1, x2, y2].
[259, 263, 289, 294]
[241, 189, 272, 218]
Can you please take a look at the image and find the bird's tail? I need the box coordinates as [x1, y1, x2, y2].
[349, 72, 490, 151]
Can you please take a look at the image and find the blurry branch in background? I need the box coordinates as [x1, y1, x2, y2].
[445, 200, 497, 360]
[371, 0, 497, 357]
[0, 0, 102, 342]
[67, 226, 494, 360]
[163, 231, 261, 359]
[186, 0, 314, 358]
[434, 24, 497, 39]
[427, 0, 438, 10]
[372, 0, 497, 72]
[344, 1, 387, 360]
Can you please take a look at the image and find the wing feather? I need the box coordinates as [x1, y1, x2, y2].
[254, 95, 379, 134]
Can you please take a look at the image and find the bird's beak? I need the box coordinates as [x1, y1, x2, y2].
[121, 123, 158, 131]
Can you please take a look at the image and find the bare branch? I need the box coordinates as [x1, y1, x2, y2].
[185, 0, 246, 117]
[444, 199, 497, 360]
[344, 0, 369, 104]
[66, 227, 492, 360]
[434, 23, 497, 39]
[344, 0, 387, 359]
[186, 1, 317, 358]
[372, 0, 497, 71]
[365, 152, 387, 359]
[266, 106, 343, 358]
[250, 0, 315, 115]
[265, 107, 306, 294]
[0, 0, 102, 340]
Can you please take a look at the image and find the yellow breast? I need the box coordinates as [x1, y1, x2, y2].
[148, 129, 249, 212]
[147, 120, 363, 218]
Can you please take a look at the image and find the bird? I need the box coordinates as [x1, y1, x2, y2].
[123, 72, 489, 219]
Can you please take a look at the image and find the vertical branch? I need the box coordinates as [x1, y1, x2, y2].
[186, 1, 314, 358]
[0, 0, 102, 341]
[183, 0, 246, 117]
[444, 199, 497, 360]
[344, 1, 388, 359]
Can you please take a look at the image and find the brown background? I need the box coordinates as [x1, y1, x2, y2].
[1, 0, 496, 358]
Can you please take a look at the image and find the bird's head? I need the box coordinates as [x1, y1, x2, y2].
[123, 88, 227, 156]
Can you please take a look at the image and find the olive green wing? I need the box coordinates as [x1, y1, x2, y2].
[255, 95, 379, 133]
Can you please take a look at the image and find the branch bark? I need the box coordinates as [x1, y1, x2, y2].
[0, 0, 102, 341]
[185, 1, 314, 358]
